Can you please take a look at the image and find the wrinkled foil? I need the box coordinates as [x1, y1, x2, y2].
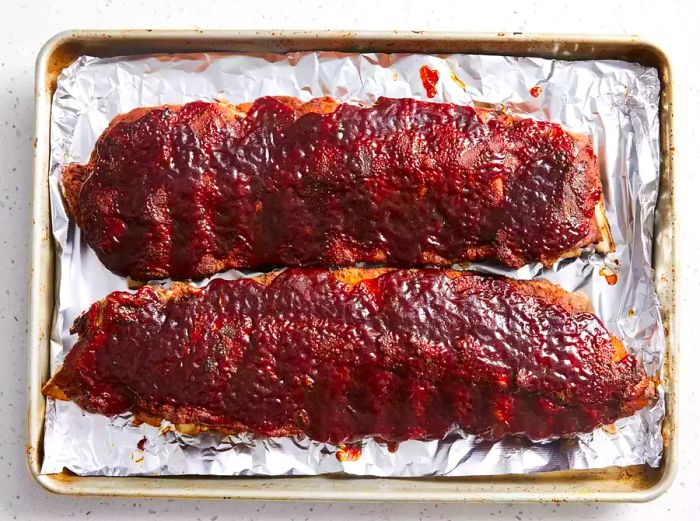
[41, 52, 664, 477]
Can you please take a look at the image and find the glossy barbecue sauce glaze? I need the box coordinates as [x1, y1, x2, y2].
[75, 97, 602, 280]
[57, 269, 650, 444]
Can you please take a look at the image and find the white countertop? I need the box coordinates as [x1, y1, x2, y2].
[1, 0, 697, 518]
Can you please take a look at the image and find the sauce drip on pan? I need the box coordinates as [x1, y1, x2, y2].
[419, 65, 440, 98]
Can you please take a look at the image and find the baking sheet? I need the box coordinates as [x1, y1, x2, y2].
[41, 51, 664, 477]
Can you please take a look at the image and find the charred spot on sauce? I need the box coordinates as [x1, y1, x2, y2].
[419, 65, 440, 98]
[204, 357, 218, 372]
[530, 86, 543, 98]
[136, 436, 147, 451]
[336, 444, 362, 462]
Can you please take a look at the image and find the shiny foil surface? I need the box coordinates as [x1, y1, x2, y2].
[42, 52, 664, 477]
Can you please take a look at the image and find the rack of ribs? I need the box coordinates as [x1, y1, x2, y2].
[43, 268, 652, 444]
[62, 97, 613, 280]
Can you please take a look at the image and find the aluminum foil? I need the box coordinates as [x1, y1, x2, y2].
[41, 51, 664, 477]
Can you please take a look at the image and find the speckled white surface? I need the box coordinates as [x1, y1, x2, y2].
[1, 0, 697, 518]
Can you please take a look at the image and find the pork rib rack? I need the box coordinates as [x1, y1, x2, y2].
[43, 268, 652, 444]
[62, 97, 613, 280]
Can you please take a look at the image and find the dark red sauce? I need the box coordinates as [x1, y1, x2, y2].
[419, 65, 440, 98]
[69, 97, 602, 280]
[53, 269, 651, 444]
